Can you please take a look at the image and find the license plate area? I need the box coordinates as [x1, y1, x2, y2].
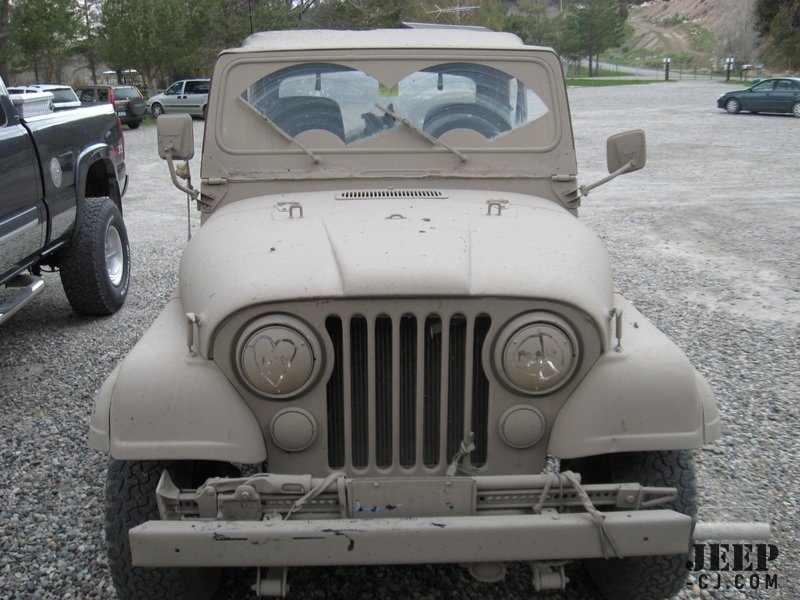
[348, 478, 475, 518]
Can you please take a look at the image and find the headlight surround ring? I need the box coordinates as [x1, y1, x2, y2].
[235, 314, 323, 399]
[493, 312, 580, 396]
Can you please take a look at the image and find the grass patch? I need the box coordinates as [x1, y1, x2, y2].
[566, 78, 667, 87]
[565, 65, 624, 78]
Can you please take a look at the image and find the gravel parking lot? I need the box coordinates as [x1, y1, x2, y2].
[1, 79, 797, 600]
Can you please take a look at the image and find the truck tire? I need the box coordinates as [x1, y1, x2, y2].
[106, 460, 228, 600]
[58, 197, 130, 315]
[562, 451, 697, 600]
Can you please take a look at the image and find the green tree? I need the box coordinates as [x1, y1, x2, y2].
[100, 0, 195, 92]
[0, 0, 10, 81]
[504, 1, 560, 48]
[756, 0, 800, 69]
[305, 0, 404, 29]
[558, 0, 627, 76]
[10, 0, 81, 82]
[74, 0, 102, 84]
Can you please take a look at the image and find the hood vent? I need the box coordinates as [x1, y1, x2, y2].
[337, 189, 448, 200]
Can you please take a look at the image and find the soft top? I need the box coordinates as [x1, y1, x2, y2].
[238, 28, 537, 52]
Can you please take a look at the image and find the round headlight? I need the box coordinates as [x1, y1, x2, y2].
[236, 316, 322, 398]
[494, 313, 579, 395]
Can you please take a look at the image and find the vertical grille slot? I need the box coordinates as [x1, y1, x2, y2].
[423, 315, 442, 467]
[399, 315, 417, 468]
[324, 308, 492, 472]
[350, 316, 369, 468]
[446, 315, 467, 462]
[471, 315, 491, 466]
[374, 315, 392, 468]
[325, 316, 345, 469]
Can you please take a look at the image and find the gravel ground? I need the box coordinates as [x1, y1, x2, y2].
[1, 79, 797, 600]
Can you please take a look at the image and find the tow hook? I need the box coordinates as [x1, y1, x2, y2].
[253, 566, 289, 597]
[531, 561, 569, 591]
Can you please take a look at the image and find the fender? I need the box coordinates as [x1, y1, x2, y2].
[548, 295, 721, 459]
[89, 297, 267, 463]
[76, 142, 124, 206]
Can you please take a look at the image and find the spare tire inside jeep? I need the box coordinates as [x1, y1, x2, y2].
[128, 97, 147, 117]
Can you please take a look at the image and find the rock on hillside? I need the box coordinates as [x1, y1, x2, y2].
[627, 0, 729, 63]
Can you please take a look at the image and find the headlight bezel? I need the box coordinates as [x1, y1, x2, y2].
[234, 314, 324, 400]
[492, 311, 580, 396]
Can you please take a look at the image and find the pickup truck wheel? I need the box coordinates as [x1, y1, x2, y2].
[561, 451, 697, 600]
[106, 460, 233, 600]
[58, 196, 130, 315]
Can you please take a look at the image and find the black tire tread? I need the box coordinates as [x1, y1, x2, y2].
[106, 460, 220, 600]
[564, 451, 697, 600]
[58, 197, 129, 315]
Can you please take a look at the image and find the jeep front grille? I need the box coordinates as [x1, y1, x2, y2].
[325, 312, 491, 471]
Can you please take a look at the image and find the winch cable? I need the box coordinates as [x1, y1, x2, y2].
[561, 470, 624, 559]
[531, 472, 560, 514]
[284, 471, 346, 520]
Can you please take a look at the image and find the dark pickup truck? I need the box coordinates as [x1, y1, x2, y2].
[0, 76, 130, 323]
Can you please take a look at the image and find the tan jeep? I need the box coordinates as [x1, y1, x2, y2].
[90, 28, 723, 599]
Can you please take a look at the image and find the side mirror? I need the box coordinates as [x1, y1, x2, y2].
[156, 114, 198, 201]
[607, 129, 646, 174]
[156, 114, 194, 160]
[580, 129, 647, 197]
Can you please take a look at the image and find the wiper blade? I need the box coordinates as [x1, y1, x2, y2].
[237, 97, 319, 164]
[374, 103, 467, 162]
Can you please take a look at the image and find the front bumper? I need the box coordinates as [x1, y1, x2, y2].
[128, 469, 693, 568]
[130, 509, 692, 568]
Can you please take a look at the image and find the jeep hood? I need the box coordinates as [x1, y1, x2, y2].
[179, 190, 613, 351]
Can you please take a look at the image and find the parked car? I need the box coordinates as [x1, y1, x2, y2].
[76, 84, 147, 128]
[6, 84, 81, 111]
[717, 77, 800, 117]
[147, 78, 209, 118]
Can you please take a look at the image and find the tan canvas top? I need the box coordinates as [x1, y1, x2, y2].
[238, 28, 539, 52]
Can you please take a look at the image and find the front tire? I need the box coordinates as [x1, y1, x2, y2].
[725, 98, 741, 114]
[151, 102, 165, 117]
[58, 196, 130, 315]
[106, 460, 231, 600]
[793, 102, 800, 118]
[562, 451, 697, 600]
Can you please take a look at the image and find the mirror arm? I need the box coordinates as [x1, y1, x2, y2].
[579, 159, 634, 198]
[578, 160, 633, 197]
[164, 148, 198, 199]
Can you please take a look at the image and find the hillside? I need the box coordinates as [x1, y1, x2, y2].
[624, 0, 729, 65]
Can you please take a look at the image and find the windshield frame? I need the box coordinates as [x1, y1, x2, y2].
[209, 47, 573, 183]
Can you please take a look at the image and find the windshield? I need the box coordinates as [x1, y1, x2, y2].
[51, 89, 79, 103]
[240, 62, 549, 145]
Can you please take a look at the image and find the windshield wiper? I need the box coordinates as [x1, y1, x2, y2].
[374, 103, 467, 162]
[237, 97, 319, 164]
